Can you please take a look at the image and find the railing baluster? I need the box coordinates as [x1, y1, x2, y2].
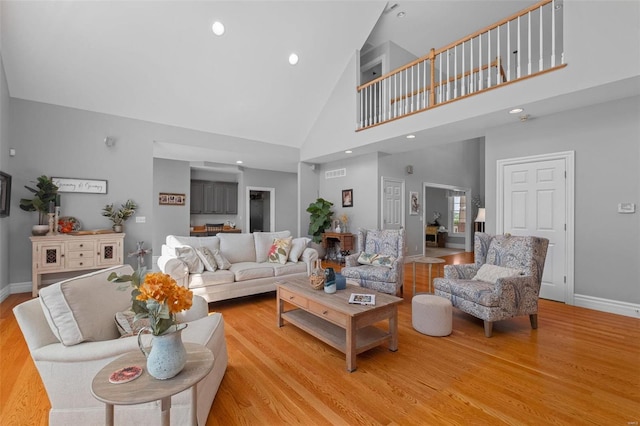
[410, 65, 414, 112]
[470, 37, 474, 93]
[461, 41, 466, 96]
[528, 11, 532, 75]
[497, 24, 501, 84]
[507, 21, 511, 81]
[539, 6, 543, 72]
[551, 0, 556, 66]
[479, 34, 483, 90]
[487, 29, 491, 88]
[517, 15, 521, 78]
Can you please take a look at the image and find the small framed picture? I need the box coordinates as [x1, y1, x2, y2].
[159, 192, 186, 206]
[342, 189, 353, 208]
[409, 191, 419, 215]
[0, 171, 11, 217]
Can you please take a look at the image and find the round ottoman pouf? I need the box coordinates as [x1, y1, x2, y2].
[412, 294, 452, 336]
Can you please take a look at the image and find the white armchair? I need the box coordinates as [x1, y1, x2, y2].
[13, 264, 228, 426]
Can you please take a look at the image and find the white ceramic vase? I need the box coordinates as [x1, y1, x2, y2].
[137, 324, 187, 380]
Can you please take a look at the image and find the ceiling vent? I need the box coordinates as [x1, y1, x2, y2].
[325, 168, 347, 179]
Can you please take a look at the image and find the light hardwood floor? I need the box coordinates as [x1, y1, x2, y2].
[1, 253, 639, 425]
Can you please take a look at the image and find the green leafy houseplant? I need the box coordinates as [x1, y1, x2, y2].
[19, 175, 59, 225]
[102, 199, 137, 227]
[306, 197, 334, 244]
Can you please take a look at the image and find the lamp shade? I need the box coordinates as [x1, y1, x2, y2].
[475, 208, 486, 223]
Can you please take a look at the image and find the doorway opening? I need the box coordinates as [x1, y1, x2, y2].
[246, 187, 275, 233]
[422, 182, 473, 254]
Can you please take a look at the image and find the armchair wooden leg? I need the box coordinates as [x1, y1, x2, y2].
[483, 321, 493, 338]
[529, 314, 538, 329]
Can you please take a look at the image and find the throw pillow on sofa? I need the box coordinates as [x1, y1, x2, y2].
[175, 246, 204, 274]
[195, 247, 218, 272]
[115, 311, 150, 337]
[212, 249, 232, 270]
[289, 237, 311, 262]
[268, 237, 293, 265]
[254, 231, 291, 262]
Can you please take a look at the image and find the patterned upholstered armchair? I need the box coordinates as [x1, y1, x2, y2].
[340, 228, 405, 296]
[434, 233, 549, 337]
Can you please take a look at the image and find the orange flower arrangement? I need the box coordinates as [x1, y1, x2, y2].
[109, 269, 193, 336]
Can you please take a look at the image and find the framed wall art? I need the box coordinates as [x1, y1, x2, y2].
[0, 171, 11, 217]
[342, 189, 353, 207]
[52, 177, 108, 194]
[159, 192, 186, 206]
[409, 191, 419, 215]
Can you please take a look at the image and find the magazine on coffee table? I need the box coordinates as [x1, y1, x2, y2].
[349, 293, 376, 305]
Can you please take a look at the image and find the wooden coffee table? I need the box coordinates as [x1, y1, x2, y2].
[276, 276, 402, 372]
[91, 342, 214, 426]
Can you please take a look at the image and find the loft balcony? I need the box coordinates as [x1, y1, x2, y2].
[357, 0, 566, 131]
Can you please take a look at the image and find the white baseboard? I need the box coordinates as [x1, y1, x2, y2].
[0, 281, 31, 303]
[573, 294, 640, 319]
[445, 243, 465, 249]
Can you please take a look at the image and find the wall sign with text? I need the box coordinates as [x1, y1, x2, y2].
[52, 177, 108, 194]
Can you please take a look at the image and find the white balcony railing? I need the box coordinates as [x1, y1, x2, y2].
[357, 0, 566, 130]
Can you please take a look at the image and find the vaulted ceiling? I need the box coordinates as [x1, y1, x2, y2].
[1, 1, 541, 171]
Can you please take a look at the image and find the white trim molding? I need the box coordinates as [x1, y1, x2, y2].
[573, 294, 640, 319]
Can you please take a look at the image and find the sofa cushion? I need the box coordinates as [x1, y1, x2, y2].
[267, 237, 293, 265]
[472, 264, 523, 283]
[175, 246, 204, 273]
[289, 237, 311, 262]
[39, 265, 134, 346]
[271, 262, 307, 276]
[254, 231, 291, 262]
[188, 270, 235, 289]
[195, 247, 218, 272]
[229, 262, 274, 282]
[217, 233, 257, 263]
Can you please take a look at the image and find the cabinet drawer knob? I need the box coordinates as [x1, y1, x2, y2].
[79, 244, 84, 248]
[289, 296, 295, 300]
[79, 253, 83, 257]
[323, 310, 328, 315]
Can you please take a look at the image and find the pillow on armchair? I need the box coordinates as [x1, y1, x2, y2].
[357, 252, 397, 268]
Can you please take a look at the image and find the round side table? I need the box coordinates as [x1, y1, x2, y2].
[412, 256, 446, 295]
[91, 342, 214, 426]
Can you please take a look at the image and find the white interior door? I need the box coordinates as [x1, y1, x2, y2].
[381, 177, 404, 230]
[498, 152, 574, 303]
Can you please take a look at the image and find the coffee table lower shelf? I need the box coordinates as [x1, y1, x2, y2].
[281, 309, 391, 356]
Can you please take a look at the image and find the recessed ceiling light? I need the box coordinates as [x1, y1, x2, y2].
[406, 134, 416, 139]
[288, 53, 299, 65]
[345, 150, 353, 154]
[211, 21, 225, 36]
[236, 160, 243, 164]
[509, 108, 524, 114]
[397, 11, 406, 18]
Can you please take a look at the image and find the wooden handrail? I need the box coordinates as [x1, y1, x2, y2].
[390, 57, 506, 105]
[357, 0, 551, 92]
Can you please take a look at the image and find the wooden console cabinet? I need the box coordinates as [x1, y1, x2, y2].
[30, 233, 125, 297]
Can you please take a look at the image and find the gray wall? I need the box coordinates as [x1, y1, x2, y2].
[242, 167, 298, 234]
[0, 54, 9, 296]
[485, 96, 640, 305]
[378, 138, 482, 255]
[152, 158, 190, 259]
[317, 152, 380, 234]
[7, 99, 154, 283]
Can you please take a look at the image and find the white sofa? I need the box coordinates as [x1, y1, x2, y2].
[157, 231, 318, 303]
[13, 264, 227, 426]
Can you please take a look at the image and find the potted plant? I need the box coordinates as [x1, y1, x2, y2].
[102, 199, 137, 232]
[19, 175, 59, 235]
[306, 197, 334, 244]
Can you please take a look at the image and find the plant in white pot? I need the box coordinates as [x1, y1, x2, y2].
[19, 175, 59, 235]
[102, 199, 137, 232]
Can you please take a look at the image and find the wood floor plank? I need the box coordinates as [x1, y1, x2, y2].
[2, 253, 639, 425]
